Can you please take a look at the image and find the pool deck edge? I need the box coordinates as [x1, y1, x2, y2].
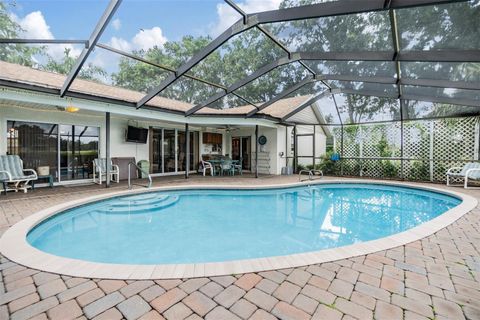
[0, 179, 477, 280]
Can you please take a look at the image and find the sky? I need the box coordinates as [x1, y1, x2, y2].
[7, 0, 282, 57]
[5, 0, 282, 79]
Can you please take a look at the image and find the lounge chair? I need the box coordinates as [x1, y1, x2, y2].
[0, 155, 38, 193]
[93, 158, 120, 185]
[200, 160, 214, 176]
[446, 162, 480, 189]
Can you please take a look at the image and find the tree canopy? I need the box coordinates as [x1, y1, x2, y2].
[0, 1, 42, 66]
[0, 0, 478, 119]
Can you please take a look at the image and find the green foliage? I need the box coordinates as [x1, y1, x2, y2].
[112, 36, 216, 97]
[377, 136, 390, 157]
[409, 160, 430, 181]
[316, 151, 341, 175]
[381, 160, 399, 178]
[0, 1, 43, 66]
[40, 48, 107, 81]
[296, 163, 306, 173]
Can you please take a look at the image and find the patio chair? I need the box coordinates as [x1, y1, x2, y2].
[221, 159, 235, 176]
[233, 157, 243, 175]
[93, 158, 120, 185]
[0, 155, 38, 193]
[446, 162, 480, 189]
[200, 160, 214, 176]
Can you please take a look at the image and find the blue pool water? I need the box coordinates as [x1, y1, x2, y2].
[27, 184, 460, 264]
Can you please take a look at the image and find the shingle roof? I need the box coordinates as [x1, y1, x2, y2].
[0, 61, 312, 120]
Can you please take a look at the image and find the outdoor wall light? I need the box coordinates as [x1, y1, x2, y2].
[65, 106, 80, 113]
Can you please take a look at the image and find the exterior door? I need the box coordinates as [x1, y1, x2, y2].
[59, 125, 99, 181]
[151, 128, 199, 174]
[232, 137, 251, 170]
[163, 129, 176, 172]
[151, 129, 163, 173]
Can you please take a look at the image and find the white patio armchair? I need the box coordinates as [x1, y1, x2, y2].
[93, 158, 120, 185]
[200, 160, 214, 176]
[0, 155, 38, 193]
[446, 162, 480, 189]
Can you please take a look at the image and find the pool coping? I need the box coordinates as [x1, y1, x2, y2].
[0, 179, 477, 280]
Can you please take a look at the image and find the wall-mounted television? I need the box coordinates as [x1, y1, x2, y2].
[126, 126, 148, 144]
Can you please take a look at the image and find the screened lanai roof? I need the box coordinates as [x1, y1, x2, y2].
[0, 0, 479, 126]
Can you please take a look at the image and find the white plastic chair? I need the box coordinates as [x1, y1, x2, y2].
[201, 160, 214, 176]
[93, 158, 120, 185]
[446, 162, 480, 189]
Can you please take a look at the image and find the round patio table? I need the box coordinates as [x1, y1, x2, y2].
[207, 159, 240, 176]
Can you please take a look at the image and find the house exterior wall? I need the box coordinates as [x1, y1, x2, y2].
[1, 100, 326, 179]
[0, 104, 152, 162]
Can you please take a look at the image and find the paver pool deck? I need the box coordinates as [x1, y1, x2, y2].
[0, 175, 479, 320]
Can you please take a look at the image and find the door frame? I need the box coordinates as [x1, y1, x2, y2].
[231, 135, 252, 171]
[150, 127, 199, 176]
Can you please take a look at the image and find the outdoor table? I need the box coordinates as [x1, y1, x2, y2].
[207, 159, 240, 176]
[32, 175, 54, 190]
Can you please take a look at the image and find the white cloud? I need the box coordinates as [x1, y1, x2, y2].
[12, 11, 82, 60]
[109, 36, 132, 52]
[14, 11, 54, 39]
[210, 0, 281, 37]
[90, 27, 167, 77]
[132, 27, 168, 51]
[112, 18, 121, 31]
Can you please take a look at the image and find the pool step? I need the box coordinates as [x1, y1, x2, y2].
[99, 195, 180, 214]
[112, 194, 170, 207]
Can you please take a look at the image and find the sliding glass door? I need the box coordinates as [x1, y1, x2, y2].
[60, 125, 99, 181]
[232, 136, 251, 170]
[150, 128, 198, 174]
[178, 130, 199, 172]
[7, 120, 99, 182]
[164, 129, 176, 173]
[7, 121, 59, 178]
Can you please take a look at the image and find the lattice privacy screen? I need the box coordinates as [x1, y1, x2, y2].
[328, 116, 479, 182]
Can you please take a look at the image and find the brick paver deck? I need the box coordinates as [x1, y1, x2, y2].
[0, 175, 479, 320]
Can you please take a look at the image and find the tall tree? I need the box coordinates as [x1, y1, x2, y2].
[41, 48, 107, 81]
[112, 30, 306, 107]
[0, 1, 43, 66]
[112, 36, 221, 100]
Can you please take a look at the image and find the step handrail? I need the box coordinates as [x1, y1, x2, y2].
[299, 169, 323, 182]
[128, 162, 152, 189]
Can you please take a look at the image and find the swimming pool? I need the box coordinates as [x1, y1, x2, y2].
[27, 183, 461, 265]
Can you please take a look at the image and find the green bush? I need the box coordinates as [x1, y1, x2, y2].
[409, 160, 430, 180]
[381, 160, 399, 178]
[296, 164, 306, 173]
[316, 151, 341, 175]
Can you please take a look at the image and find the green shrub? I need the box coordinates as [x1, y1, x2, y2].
[381, 160, 399, 178]
[409, 160, 430, 180]
[316, 151, 341, 175]
[296, 164, 306, 173]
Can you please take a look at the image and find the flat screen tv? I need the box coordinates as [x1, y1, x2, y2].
[126, 126, 148, 143]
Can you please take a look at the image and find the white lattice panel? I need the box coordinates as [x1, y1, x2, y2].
[330, 116, 479, 182]
[432, 117, 478, 181]
[403, 120, 431, 159]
